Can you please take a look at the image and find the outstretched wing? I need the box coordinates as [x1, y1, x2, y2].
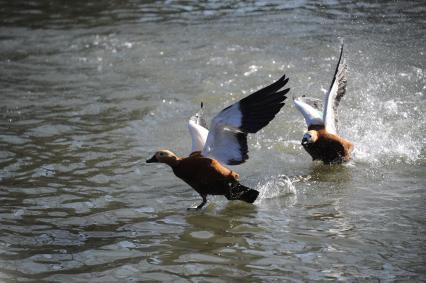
[323, 44, 348, 135]
[193, 102, 208, 129]
[201, 74, 289, 165]
[293, 96, 324, 128]
[188, 102, 209, 153]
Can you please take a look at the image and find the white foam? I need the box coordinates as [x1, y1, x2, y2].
[255, 175, 297, 202]
[340, 69, 425, 165]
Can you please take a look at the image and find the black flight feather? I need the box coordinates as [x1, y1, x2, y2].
[227, 132, 249, 165]
[239, 74, 289, 133]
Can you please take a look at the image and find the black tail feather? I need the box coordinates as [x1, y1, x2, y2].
[226, 183, 259, 204]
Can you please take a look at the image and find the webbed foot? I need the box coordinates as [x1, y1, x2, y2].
[187, 194, 207, 210]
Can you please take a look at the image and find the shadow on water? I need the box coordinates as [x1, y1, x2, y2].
[307, 162, 353, 183]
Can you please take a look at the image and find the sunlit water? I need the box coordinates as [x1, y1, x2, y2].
[1, 1, 425, 282]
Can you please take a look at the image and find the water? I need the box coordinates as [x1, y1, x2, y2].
[1, 0, 425, 282]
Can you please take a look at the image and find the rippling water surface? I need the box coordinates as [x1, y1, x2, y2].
[1, 0, 425, 282]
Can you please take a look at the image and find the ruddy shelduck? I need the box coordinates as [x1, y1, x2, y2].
[147, 75, 290, 209]
[294, 45, 354, 164]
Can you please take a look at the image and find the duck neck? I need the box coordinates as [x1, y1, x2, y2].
[163, 157, 181, 168]
[308, 125, 325, 131]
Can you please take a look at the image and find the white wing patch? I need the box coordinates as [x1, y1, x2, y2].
[188, 103, 209, 153]
[202, 104, 246, 164]
[188, 120, 208, 153]
[323, 45, 348, 135]
[200, 74, 289, 165]
[203, 124, 247, 165]
[293, 96, 324, 127]
[323, 81, 339, 135]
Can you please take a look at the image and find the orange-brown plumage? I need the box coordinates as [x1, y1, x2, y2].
[147, 74, 289, 209]
[146, 150, 258, 209]
[295, 44, 354, 164]
[302, 127, 354, 164]
[173, 152, 239, 196]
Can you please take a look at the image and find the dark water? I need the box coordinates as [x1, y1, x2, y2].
[1, 0, 425, 282]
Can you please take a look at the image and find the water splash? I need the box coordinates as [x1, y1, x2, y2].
[255, 174, 297, 202]
[342, 67, 425, 166]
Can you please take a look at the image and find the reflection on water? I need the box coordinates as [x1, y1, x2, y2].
[1, 0, 425, 282]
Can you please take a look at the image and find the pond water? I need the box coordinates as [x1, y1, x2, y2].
[0, 0, 425, 282]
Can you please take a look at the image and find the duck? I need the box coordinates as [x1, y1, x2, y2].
[293, 44, 354, 164]
[146, 74, 290, 209]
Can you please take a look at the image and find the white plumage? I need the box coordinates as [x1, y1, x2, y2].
[201, 103, 246, 164]
[187, 74, 290, 165]
[294, 44, 347, 134]
[293, 96, 324, 127]
[188, 119, 208, 153]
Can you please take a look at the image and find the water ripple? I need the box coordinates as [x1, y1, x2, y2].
[1, 0, 425, 281]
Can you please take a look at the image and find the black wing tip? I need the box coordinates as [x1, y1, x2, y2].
[338, 44, 344, 65]
[241, 104, 285, 132]
[246, 72, 289, 94]
[228, 157, 248, 165]
[241, 75, 289, 105]
[233, 73, 290, 133]
[240, 96, 288, 133]
[282, 76, 289, 85]
[201, 101, 204, 109]
[271, 73, 290, 93]
[227, 132, 249, 165]
[279, 73, 289, 81]
[277, 88, 290, 98]
[328, 44, 346, 91]
[274, 75, 289, 90]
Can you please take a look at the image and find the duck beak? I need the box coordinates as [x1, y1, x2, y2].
[146, 155, 158, 163]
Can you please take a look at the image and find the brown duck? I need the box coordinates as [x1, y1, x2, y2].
[147, 74, 290, 209]
[294, 44, 354, 164]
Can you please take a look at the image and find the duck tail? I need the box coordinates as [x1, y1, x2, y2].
[226, 183, 259, 204]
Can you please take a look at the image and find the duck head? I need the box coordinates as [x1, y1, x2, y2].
[301, 130, 318, 145]
[146, 150, 179, 166]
